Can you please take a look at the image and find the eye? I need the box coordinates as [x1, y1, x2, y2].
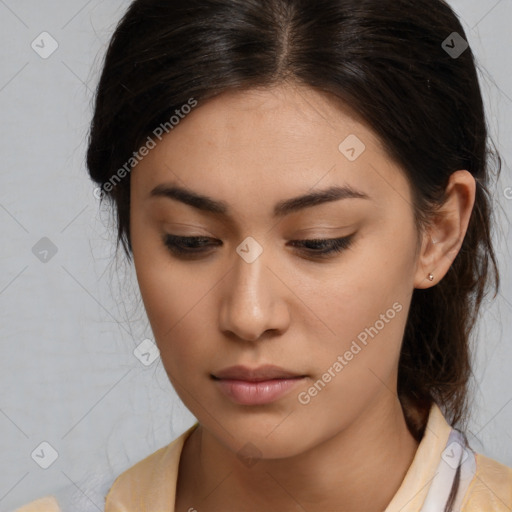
[162, 235, 221, 257]
[287, 235, 354, 257]
[163, 234, 355, 259]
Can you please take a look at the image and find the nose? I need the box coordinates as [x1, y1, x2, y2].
[219, 247, 290, 343]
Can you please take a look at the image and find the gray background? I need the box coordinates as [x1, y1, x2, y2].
[0, 0, 511, 510]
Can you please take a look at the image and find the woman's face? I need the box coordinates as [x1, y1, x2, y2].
[130, 83, 425, 458]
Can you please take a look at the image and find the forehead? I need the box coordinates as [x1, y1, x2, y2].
[130, 83, 412, 214]
[178, 83, 375, 148]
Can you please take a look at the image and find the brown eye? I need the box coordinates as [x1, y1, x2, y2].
[162, 234, 355, 259]
[163, 235, 220, 256]
[287, 236, 354, 257]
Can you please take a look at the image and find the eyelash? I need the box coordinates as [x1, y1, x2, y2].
[162, 234, 354, 259]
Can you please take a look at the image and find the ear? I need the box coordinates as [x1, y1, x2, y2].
[414, 170, 476, 289]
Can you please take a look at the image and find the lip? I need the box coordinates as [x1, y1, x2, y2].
[212, 365, 307, 405]
[212, 364, 304, 381]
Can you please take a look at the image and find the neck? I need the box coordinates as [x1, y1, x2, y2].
[176, 395, 421, 511]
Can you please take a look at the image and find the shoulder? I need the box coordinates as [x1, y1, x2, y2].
[107, 441, 178, 494]
[462, 453, 512, 511]
[105, 424, 198, 509]
[12, 468, 115, 512]
[11, 496, 61, 512]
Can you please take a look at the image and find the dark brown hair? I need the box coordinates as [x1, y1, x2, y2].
[86, 0, 500, 444]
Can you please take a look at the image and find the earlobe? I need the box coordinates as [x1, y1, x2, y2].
[413, 170, 476, 289]
[414, 234, 441, 289]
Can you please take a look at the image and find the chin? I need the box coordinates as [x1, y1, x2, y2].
[204, 412, 321, 461]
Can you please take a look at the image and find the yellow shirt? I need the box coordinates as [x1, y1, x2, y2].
[15, 403, 512, 511]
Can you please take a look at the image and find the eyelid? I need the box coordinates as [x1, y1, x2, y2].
[162, 233, 355, 259]
[291, 225, 355, 235]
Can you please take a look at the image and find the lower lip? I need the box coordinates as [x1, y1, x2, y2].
[214, 377, 305, 405]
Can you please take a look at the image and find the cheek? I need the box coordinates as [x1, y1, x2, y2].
[299, 274, 407, 382]
[293, 279, 409, 431]
[132, 222, 215, 375]
[304, 226, 416, 380]
[135, 261, 213, 356]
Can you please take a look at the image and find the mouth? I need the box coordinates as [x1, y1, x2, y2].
[212, 364, 306, 381]
[211, 365, 307, 405]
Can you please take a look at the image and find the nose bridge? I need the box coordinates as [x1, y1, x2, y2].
[219, 236, 287, 341]
[230, 237, 268, 310]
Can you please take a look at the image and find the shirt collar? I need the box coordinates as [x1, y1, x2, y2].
[384, 402, 454, 512]
[105, 402, 454, 511]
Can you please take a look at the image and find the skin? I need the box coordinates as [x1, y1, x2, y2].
[129, 81, 476, 511]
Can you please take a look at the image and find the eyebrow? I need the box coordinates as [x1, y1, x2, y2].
[149, 183, 370, 218]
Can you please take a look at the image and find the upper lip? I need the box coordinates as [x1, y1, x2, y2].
[212, 365, 305, 382]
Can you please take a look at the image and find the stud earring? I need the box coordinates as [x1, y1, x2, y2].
[428, 273, 434, 281]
